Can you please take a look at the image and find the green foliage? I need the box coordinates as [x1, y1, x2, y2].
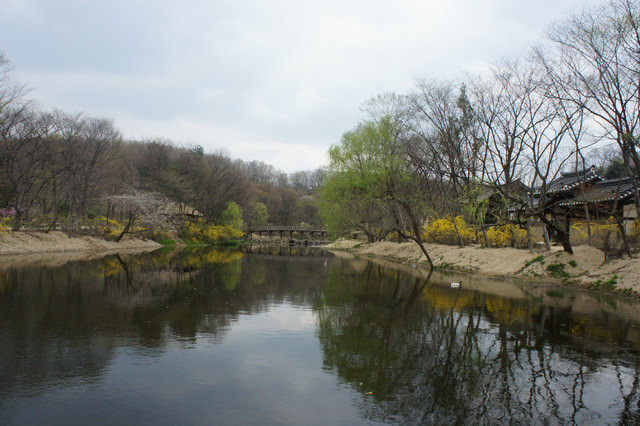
[319, 117, 412, 240]
[524, 255, 545, 268]
[546, 263, 570, 279]
[248, 201, 269, 226]
[603, 275, 619, 289]
[599, 157, 626, 179]
[219, 201, 243, 230]
[622, 288, 636, 297]
[460, 181, 490, 226]
[589, 274, 619, 290]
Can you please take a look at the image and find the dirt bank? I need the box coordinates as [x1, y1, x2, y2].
[0, 230, 162, 259]
[325, 239, 640, 294]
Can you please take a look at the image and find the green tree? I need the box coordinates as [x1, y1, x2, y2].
[601, 157, 626, 179]
[248, 201, 269, 226]
[319, 120, 396, 242]
[219, 201, 243, 230]
[319, 117, 435, 267]
[460, 180, 491, 247]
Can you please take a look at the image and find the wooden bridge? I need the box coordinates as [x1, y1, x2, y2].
[245, 225, 329, 242]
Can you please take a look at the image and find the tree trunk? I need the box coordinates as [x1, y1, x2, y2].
[11, 211, 22, 231]
[616, 216, 633, 258]
[391, 199, 434, 269]
[542, 221, 551, 250]
[451, 216, 465, 247]
[540, 214, 573, 254]
[583, 203, 593, 247]
[559, 215, 573, 254]
[46, 214, 59, 233]
[115, 213, 135, 242]
[480, 223, 490, 248]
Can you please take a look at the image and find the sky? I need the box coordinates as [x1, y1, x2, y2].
[0, 0, 608, 173]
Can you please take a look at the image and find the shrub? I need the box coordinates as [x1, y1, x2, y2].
[0, 219, 11, 234]
[546, 263, 570, 279]
[179, 218, 243, 245]
[484, 224, 528, 248]
[424, 216, 475, 245]
[524, 255, 545, 268]
[571, 218, 640, 251]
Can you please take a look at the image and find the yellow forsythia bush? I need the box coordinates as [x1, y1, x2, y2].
[423, 216, 529, 248]
[181, 218, 243, 244]
[424, 216, 475, 245]
[631, 220, 640, 243]
[182, 250, 243, 269]
[572, 218, 640, 247]
[0, 220, 11, 235]
[484, 224, 528, 248]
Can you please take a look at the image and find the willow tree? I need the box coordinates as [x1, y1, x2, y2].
[319, 119, 395, 243]
[319, 116, 434, 267]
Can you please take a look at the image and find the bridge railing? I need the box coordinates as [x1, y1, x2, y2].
[246, 225, 328, 233]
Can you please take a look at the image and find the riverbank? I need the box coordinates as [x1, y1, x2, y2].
[0, 231, 162, 256]
[325, 239, 640, 294]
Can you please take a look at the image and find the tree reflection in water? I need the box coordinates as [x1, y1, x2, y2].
[0, 246, 331, 401]
[2, 248, 640, 424]
[316, 260, 640, 425]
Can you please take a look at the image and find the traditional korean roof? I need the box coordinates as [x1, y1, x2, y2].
[547, 165, 603, 194]
[558, 176, 637, 207]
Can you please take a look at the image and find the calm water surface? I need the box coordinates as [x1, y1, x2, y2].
[1, 246, 640, 425]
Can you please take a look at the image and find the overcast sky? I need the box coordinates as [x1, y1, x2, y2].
[1, 0, 608, 173]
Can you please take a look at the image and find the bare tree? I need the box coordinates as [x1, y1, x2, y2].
[519, 59, 578, 253]
[407, 80, 486, 246]
[0, 52, 27, 115]
[288, 168, 325, 194]
[198, 153, 249, 220]
[546, 0, 640, 215]
[410, 80, 483, 193]
[54, 111, 120, 231]
[468, 64, 529, 202]
[0, 108, 56, 230]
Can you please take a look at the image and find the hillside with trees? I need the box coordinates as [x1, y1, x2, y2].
[0, 52, 324, 242]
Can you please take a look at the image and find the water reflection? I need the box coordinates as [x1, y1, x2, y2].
[0, 248, 331, 400]
[1, 247, 640, 424]
[318, 259, 640, 425]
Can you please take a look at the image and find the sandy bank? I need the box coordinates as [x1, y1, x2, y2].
[325, 239, 640, 294]
[0, 230, 162, 258]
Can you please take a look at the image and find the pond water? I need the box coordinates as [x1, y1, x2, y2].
[1, 246, 640, 425]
